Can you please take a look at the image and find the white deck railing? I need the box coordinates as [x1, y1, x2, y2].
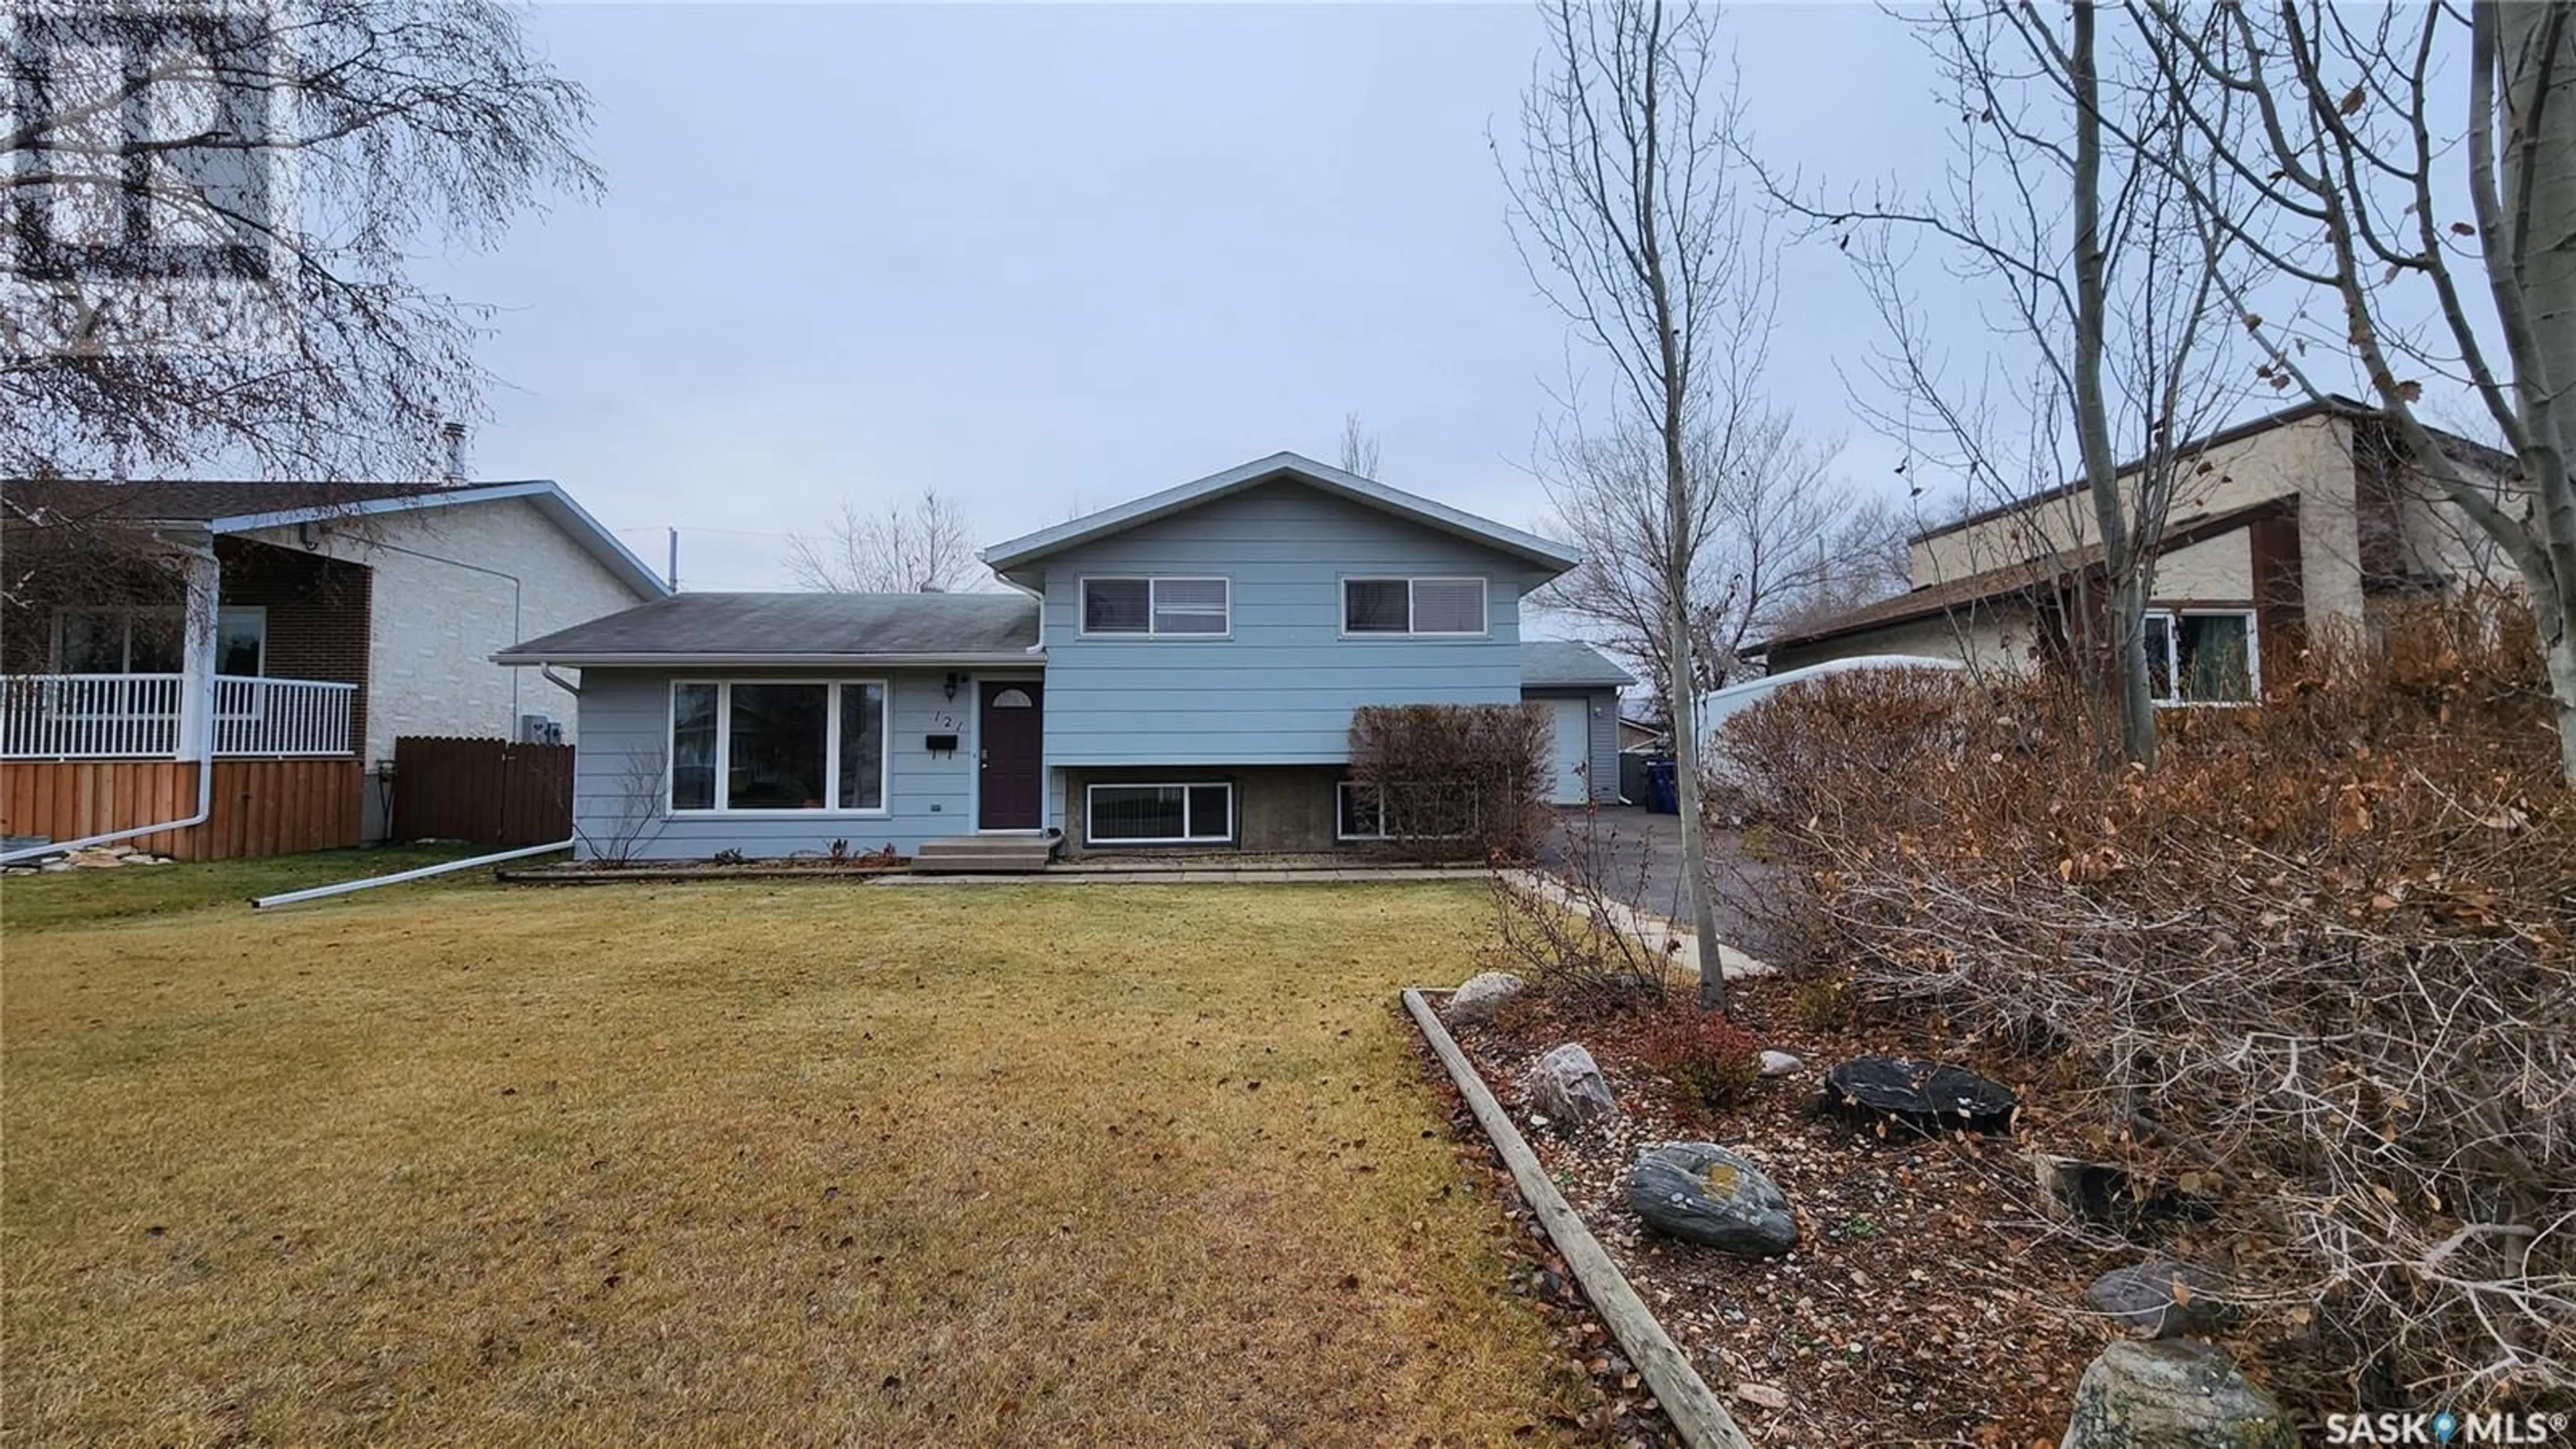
[1, 674, 357, 759]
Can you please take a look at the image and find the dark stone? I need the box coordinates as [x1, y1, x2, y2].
[2059, 1339, 2294, 1448]
[2085, 1260, 2237, 1339]
[1823, 1055, 2018, 1132]
[1625, 1142, 1799, 1257]
[2035, 1153, 2222, 1231]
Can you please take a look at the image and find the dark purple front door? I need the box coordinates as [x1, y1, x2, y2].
[977, 681, 1043, 829]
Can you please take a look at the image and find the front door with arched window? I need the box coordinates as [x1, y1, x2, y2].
[977, 680, 1043, 830]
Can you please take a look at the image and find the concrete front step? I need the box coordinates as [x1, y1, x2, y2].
[912, 836, 1057, 873]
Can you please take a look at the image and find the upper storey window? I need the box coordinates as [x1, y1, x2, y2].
[1081, 577, 1230, 637]
[1342, 577, 1487, 637]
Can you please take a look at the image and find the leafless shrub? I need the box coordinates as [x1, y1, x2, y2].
[576, 745, 667, 865]
[1348, 704, 1551, 862]
[1487, 805, 1682, 1008]
[1717, 593, 2575, 1409]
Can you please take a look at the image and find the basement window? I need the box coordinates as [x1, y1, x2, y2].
[1086, 782, 1232, 845]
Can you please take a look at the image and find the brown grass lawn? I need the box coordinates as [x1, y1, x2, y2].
[3, 874, 1585, 1445]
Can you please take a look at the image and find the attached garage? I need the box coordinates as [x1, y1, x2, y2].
[1519, 641, 1633, 806]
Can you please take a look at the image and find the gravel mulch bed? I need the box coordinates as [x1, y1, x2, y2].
[1441, 976, 2126, 1449]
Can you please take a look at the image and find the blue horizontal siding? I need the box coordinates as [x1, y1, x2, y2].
[1040, 481, 1540, 765]
[569, 666, 1016, 859]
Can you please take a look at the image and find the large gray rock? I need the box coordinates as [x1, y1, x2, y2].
[2059, 1340, 2295, 1449]
[1525, 1043, 1617, 1128]
[1446, 971, 1527, 1028]
[2085, 1260, 2236, 1339]
[1625, 1141, 1799, 1256]
[1758, 1049, 1805, 1078]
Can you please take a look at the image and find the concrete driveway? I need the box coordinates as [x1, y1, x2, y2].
[1538, 804, 1786, 961]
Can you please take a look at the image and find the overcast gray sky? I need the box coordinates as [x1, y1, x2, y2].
[423, 3, 1966, 592]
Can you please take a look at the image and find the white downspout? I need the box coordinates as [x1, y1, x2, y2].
[251, 837, 571, 909]
[1, 545, 221, 864]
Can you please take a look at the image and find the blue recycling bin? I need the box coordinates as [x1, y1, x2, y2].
[1644, 759, 1679, 814]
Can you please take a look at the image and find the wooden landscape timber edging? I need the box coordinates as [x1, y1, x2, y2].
[1400, 987, 1756, 1449]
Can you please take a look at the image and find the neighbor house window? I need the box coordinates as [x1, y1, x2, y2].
[1085, 782, 1232, 844]
[1342, 577, 1487, 636]
[668, 680, 888, 812]
[52, 606, 264, 674]
[1081, 577, 1230, 636]
[2142, 610, 2257, 705]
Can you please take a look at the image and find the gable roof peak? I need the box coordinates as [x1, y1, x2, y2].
[979, 451, 1579, 576]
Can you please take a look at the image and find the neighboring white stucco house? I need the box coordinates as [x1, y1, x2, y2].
[241, 492, 659, 764]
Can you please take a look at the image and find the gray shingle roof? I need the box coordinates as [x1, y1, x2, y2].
[1520, 639, 1633, 689]
[496, 592, 1040, 664]
[4, 478, 451, 525]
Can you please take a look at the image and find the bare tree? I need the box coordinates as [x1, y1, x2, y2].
[1502, 0, 1771, 1011]
[784, 489, 984, 594]
[3, 0, 599, 481]
[1772, 2, 2256, 769]
[2133, 1, 2576, 786]
[1534, 410, 1886, 714]
[1336, 413, 1382, 478]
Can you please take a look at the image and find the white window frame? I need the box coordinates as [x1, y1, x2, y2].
[666, 678, 892, 816]
[2143, 608, 2260, 707]
[215, 606, 267, 678]
[1083, 781, 1234, 845]
[1077, 576, 1232, 639]
[1339, 576, 1490, 638]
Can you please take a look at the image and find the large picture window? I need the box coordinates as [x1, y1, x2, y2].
[668, 680, 888, 812]
[1085, 782, 1232, 844]
[1081, 577, 1230, 637]
[2143, 610, 2257, 705]
[1342, 577, 1487, 636]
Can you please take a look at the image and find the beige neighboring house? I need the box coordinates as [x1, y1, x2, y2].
[1758, 397, 2521, 702]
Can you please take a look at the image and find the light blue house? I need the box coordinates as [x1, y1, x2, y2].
[496, 453, 1631, 862]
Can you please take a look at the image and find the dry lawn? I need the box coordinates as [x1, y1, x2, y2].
[3, 874, 1585, 1445]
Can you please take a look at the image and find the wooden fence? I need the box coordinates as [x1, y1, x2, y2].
[0, 758, 364, 861]
[392, 737, 574, 847]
